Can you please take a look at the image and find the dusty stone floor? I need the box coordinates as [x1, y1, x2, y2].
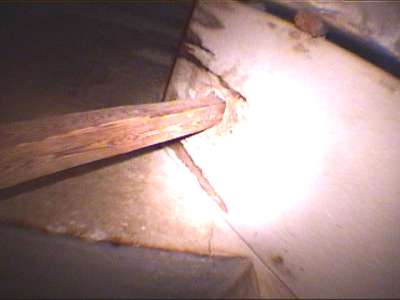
[0, 2, 226, 255]
[0, 4, 295, 298]
[163, 1, 400, 298]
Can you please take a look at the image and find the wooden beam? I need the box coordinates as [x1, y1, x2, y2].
[0, 97, 225, 189]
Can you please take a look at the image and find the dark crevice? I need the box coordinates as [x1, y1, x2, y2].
[326, 27, 400, 78]
[179, 44, 247, 102]
[169, 141, 228, 213]
[186, 28, 215, 56]
[161, 1, 246, 103]
[263, 1, 297, 22]
[160, 0, 197, 103]
[263, 1, 400, 78]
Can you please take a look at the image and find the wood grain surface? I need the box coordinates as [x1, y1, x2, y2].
[0, 97, 225, 189]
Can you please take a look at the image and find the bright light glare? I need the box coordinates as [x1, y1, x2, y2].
[212, 71, 332, 226]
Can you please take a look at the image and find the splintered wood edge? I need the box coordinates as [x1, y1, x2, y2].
[0, 97, 225, 189]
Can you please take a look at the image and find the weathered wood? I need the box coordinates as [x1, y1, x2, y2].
[0, 97, 225, 189]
